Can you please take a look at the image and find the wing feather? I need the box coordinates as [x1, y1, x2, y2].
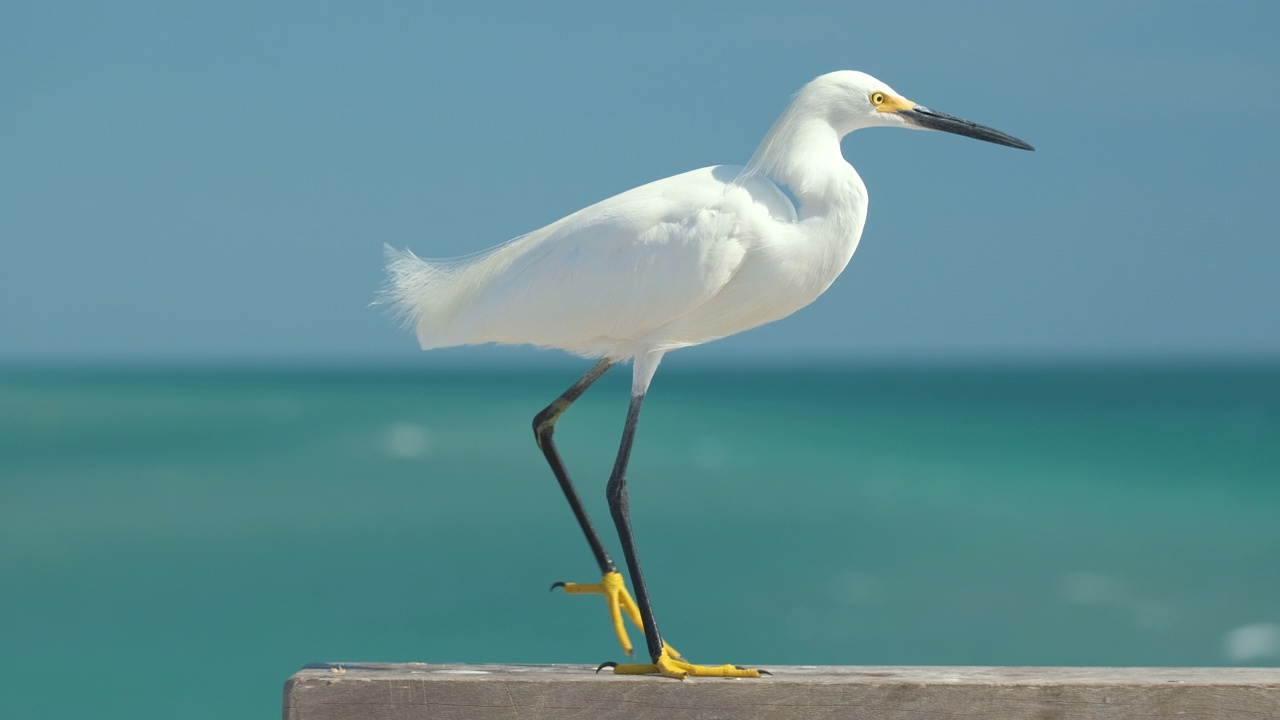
[385, 165, 790, 358]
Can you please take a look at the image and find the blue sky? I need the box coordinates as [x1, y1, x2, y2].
[2, 1, 1277, 365]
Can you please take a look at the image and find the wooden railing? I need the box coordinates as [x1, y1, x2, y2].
[284, 662, 1280, 719]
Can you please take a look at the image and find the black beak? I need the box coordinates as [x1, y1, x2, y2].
[900, 106, 1034, 151]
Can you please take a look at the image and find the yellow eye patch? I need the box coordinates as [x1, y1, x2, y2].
[871, 91, 916, 113]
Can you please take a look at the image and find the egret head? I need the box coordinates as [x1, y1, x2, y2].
[804, 70, 1034, 151]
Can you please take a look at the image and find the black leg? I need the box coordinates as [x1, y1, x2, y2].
[533, 359, 617, 575]
[605, 392, 665, 661]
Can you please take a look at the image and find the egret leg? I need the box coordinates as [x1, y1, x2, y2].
[601, 392, 765, 680]
[537, 360, 649, 656]
[534, 359, 616, 574]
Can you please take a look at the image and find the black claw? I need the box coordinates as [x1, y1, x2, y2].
[549, 582, 566, 592]
[596, 661, 617, 674]
[758, 669, 773, 676]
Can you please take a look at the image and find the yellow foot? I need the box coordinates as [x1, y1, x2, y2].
[551, 571, 680, 658]
[600, 647, 768, 680]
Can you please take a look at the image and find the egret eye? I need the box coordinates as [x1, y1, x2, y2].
[871, 92, 886, 106]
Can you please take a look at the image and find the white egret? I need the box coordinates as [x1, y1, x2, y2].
[384, 70, 1032, 679]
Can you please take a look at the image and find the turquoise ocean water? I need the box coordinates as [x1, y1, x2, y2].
[2, 364, 1278, 718]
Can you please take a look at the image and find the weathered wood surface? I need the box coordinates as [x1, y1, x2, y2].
[284, 662, 1280, 720]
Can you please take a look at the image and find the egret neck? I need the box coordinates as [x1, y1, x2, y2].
[742, 108, 870, 296]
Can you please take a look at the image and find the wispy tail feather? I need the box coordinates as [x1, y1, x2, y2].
[379, 244, 464, 349]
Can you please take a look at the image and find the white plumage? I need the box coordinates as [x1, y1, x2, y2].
[384, 70, 1030, 393]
